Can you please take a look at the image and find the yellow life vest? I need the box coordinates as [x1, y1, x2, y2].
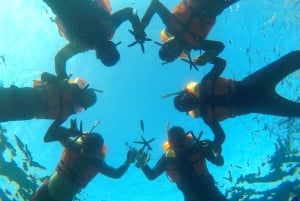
[185, 82, 201, 118]
[163, 134, 207, 183]
[160, 29, 189, 59]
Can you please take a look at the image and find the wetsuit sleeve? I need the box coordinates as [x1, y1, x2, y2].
[99, 160, 131, 178]
[198, 40, 225, 57]
[44, 120, 73, 143]
[141, 155, 166, 180]
[203, 120, 225, 147]
[140, 0, 171, 30]
[202, 57, 226, 81]
[41, 72, 60, 86]
[111, 7, 141, 30]
[55, 43, 83, 80]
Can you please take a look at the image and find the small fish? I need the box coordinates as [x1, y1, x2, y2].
[140, 120, 144, 133]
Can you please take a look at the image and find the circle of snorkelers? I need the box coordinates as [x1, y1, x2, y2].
[1, 0, 300, 200]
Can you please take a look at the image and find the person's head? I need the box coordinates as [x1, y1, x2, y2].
[167, 126, 187, 151]
[159, 37, 185, 62]
[74, 88, 97, 111]
[173, 91, 198, 113]
[81, 133, 107, 160]
[95, 41, 120, 66]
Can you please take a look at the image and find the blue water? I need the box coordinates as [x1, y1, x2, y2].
[0, 0, 299, 200]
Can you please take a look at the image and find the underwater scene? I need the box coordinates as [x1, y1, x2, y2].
[0, 0, 299, 200]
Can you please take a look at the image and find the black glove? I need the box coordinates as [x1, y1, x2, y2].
[199, 140, 224, 166]
[135, 150, 150, 168]
[69, 119, 81, 137]
[192, 50, 218, 66]
[128, 26, 151, 53]
[126, 147, 137, 164]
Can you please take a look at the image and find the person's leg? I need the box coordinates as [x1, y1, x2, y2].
[204, 0, 239, 18]
[242, 51, 300, 116]
[31, 180, 56, 201]
[243, 51, 300, 88]
[140, 0, 172, 30]
[261, 95, 300, 117]
[196, 174, 228, 201]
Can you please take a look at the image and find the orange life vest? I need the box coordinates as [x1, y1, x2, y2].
[164, 136, 208, 183]
[203, 78, 236, 121]
[170, 0, 216, 47]
[96, 0, 112, 14]
[56, 149, 99, 188]
[34, 81, 74, 120]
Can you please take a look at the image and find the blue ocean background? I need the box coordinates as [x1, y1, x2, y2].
[0, 0, 299, 200]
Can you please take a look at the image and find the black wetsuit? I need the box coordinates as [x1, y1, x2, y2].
[199, 51, 300, 146]
[32, 122, 131, 201]
[141, 143, 227, 201]
[139, 0, 239, 54]
[0, 73, 78, 122]
[0, 86, 43, 122]
[43, 0, 141, 79]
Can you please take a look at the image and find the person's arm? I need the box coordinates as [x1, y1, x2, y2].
[203, 119, 225, 147]
[99, 161, 130, 178]
[44, 120, 68, 142]
[224, 0, 239, 7]
[44, 119, 80, 143]
[193, 40, 225, 66]
[55, 43, 82, 80]
[141, 155, 166, 180]
[41, 72, 61, 86]
[111, 7, 141, 30]
[140, 0, 171, 30]
[202, 57, 226, 81]
[111, 7, 147, 43]
[100, 149, 136, 178]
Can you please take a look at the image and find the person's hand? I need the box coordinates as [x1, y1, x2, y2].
[126, 147, 137, 164]
[200, 140, 224, 166]
[128, 27, 152, 53]
[135, 150, 151, 168]
[69, 119, 81, 137]
[192, 54, 209, 66]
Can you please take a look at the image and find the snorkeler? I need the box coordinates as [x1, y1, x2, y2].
[173, 51, 300, 155]
[32, 119, 137, 201]
[135, 126, 227, 201]
[135, 0, 239, 68]
[43, 0, 146, 80]
[0, 72, 97, 122]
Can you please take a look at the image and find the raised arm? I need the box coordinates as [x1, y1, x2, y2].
[203, 120, 225, 148]
[55, 43, 83, 80]
[140, 0, 171, 30]
[111, 7, 141, 30]
[44, 119, 80, 145]
[141, 155, 166, 180]
[100, 148, 136, 178]
[202, 57, 226, 81]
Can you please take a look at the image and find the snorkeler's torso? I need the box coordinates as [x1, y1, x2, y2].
[47, 148, 100, 201]
[34, 82, 74, 120]
[53, 0, 114, 49]
[56, 148, 100, 187]
[200, 77, 238, 121]
[169, 0, 216, 48]
[165, 144, 208, 185]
